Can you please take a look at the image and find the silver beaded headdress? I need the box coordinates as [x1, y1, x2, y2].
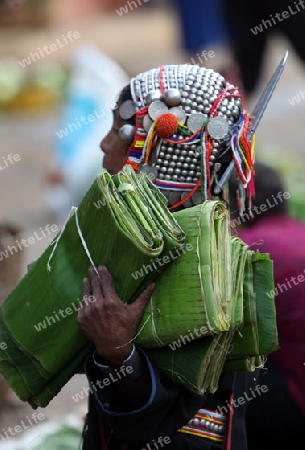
[118, 64, 254, 210]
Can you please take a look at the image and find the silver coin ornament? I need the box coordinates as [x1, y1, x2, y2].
[181, 191, 193, 208]
[164, 89, 182, 107]
[119, 100, 136, 120]
[140, 164, 159, 182]
[168, 190, 182, 206]
[146, 90, 162, 105]
[191, 190, 202, 205]
[143, 115, 153, 132]
[187, 113, 207, 133]
[170, 106, 187, 125]
[207, 116, 229, 140]
[118, 124, 136, 144]
[148, 101, 168, 121]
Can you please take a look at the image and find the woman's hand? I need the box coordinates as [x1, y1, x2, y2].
[77, 265, 155, 365]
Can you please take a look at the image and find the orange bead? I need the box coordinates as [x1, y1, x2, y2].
[155, 113, 178, 138]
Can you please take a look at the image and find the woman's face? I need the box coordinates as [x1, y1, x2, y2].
[100, 102, 130, 176]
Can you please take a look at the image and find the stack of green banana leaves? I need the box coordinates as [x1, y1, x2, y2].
[0, 165, 278, 408]
[146, 237, 278, 394]
[0, 166, 186, 409]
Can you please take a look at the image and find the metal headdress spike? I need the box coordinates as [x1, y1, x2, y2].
[213, 50, 289, 195]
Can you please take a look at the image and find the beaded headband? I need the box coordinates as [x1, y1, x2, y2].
[119, 64, 254, 210]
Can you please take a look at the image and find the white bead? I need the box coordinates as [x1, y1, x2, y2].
[200, 419, 206, 428]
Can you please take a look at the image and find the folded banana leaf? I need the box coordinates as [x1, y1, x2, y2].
[147, 246, 277, 395]
[136, 201, 232, 348]
[0, 166, 185, 408]
[226, 251, 278, 360]
[147, 332, 234, 394]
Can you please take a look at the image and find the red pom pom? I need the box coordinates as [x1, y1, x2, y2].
[155, 113, 178, 138]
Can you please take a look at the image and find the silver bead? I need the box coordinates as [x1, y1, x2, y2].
[205, 420, 211, 430]
[163, 160, 169, 166]
[160, 167, 167, 173]
[182, 170, 188, 176]
[176, 161, 182, 168]
[164, 88, 181, 106]
[165, 174, 171, 180]
[210, 423, 215, 431]
[210, 155, 216, 162]
[186, 176, 193, 183]
[212, 148, 218, 155]
[167, 146, 174, 154]
[175, 168, 181, 175]
[158, 173, 164, 180]
[169, 161, 176, 168]
[186, 157, 192, 163]
[167, 167, 174, 175]
[179, 176, 186, 182]
[159, 151, 165, 158]
[118, 124, 136, 144]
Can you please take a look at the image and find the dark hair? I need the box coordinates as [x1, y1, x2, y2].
[228, 162, 288, 228]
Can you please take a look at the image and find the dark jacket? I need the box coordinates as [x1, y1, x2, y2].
[82, 348, 251, 450]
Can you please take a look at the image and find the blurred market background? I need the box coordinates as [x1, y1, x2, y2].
[0, 0, 304, 448]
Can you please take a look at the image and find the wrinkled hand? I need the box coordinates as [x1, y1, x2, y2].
[77, 266, 155, 365]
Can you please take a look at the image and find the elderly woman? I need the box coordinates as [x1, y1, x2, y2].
[77, 63, 258, 450]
